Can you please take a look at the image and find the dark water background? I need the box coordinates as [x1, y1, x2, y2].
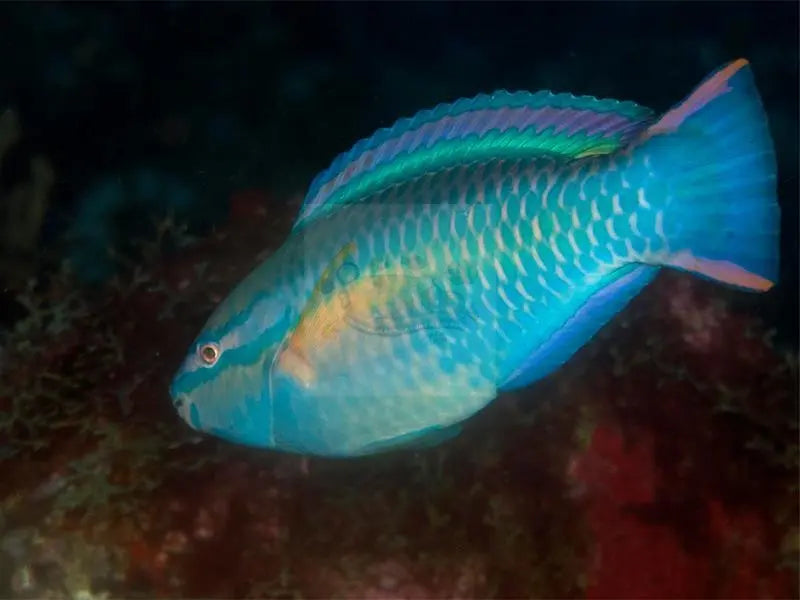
[0, 0, 797, 347]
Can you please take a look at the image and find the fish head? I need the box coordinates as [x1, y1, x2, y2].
[169, 280, 295, 449]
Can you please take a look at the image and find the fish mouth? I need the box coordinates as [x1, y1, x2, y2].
[170, 390, 198, 430]
[172, 391, 188, 410]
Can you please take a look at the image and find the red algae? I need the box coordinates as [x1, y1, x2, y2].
[572, 425, 795, 599]
[0, 189, 796, 599]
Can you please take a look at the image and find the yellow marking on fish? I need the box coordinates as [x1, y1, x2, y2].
[477, 232, 487, 257]
[277, 242, 429, 384]
[467, 204, 476, 232]
[519, 194, 530, 221]
[574, 142, 616, 158]
[493, 256, 509, 284]
[494, 227, 506, 253]
[512, 252, 528, 277]
[477, 266, 491, 290]
[532, 215, 543, 241]
[512, 222, 524, 248]
[459, 237, 470, 260]
[276, 346, 316, 388]
[425, 245, 437, 271]
[571, 206, 581, 228]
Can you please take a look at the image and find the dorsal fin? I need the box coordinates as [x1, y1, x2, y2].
[294, 89, 654, 229]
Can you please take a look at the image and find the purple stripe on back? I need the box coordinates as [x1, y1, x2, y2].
[299, 102, 650, 223]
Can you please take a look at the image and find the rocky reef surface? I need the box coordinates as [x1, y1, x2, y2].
[0, 190, 796, 599]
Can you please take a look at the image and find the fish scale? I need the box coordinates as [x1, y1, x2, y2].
[306, 156, 618, 389]
[171, 59, 780, 456]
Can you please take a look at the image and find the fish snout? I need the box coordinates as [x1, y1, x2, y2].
[169, 381, 199, 430]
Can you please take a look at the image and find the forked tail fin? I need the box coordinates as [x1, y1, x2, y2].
[640, 58, 780, 291]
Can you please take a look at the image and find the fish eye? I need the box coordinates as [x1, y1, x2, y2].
[198, 342, 220, 366]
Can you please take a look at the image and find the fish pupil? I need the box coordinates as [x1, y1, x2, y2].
[200, 344, 219, 364]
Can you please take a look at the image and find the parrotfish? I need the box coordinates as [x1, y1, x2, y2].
[170, 59, 780, 457]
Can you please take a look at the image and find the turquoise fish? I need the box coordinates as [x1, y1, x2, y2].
[170, 59, 780, 457]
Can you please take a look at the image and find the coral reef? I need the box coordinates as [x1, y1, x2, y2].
[0, 189, 796, 598]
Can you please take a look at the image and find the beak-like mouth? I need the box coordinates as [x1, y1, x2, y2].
[172, 392, 187, 409]
[170, 387, 197, 428]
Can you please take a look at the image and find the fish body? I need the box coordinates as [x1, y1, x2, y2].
[171, 59, 780, 456]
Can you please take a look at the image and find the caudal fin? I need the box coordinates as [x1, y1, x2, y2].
[641, 58, 780, 291]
